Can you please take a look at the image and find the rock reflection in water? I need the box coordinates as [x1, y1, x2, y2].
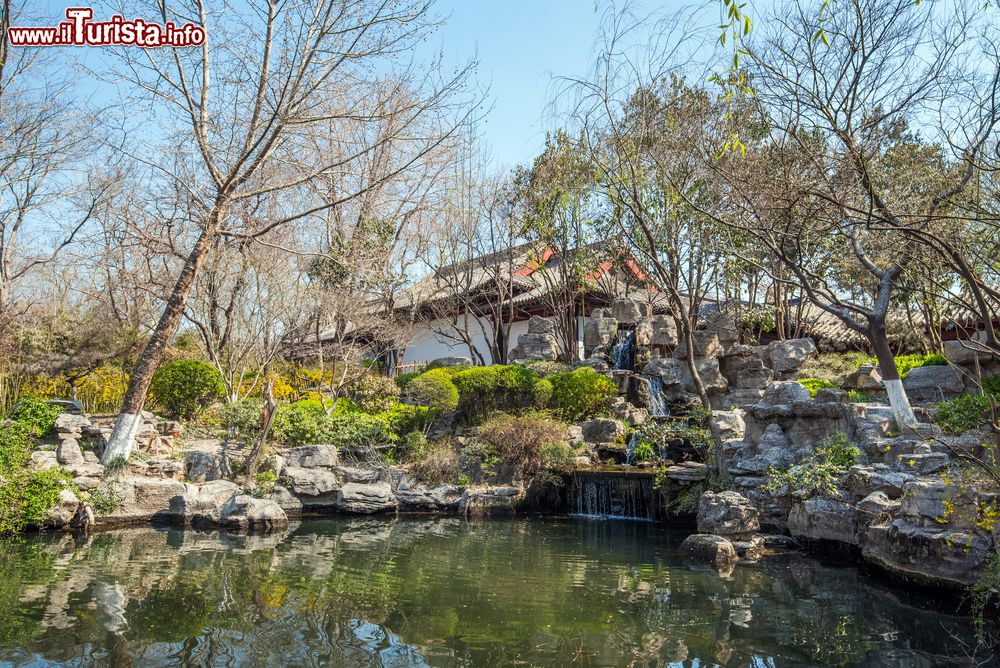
[0, 517, 993, 667]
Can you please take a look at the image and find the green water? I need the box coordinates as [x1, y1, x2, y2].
[0, 517, 993, 666]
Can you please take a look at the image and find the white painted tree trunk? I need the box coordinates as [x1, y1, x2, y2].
[883, 378, 917, 428]
[101, 412, 142, 464]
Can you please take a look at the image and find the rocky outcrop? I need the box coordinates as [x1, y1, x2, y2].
[902, 365, 965, 400]
[788, 497, 859, 546]
[679, 534, 738, 567]
[335, 482, 396, 514]
[697, 491, 760, 538]
[768, 338, 817, 374]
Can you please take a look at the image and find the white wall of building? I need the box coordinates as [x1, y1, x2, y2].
[402, 317, 531, 365]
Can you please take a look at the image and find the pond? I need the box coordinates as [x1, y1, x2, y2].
[0, 516, 994, 667]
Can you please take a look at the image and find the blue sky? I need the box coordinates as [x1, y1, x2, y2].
[428, 1, 610, 168]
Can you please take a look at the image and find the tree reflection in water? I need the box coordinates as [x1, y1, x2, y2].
[0, 517, 994, 666]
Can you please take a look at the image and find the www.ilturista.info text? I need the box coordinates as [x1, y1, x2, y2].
[7, 8, 205, 47]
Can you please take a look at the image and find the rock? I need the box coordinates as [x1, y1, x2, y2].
[943, 336, 994, 366]
[846, 364, 883, 390]
[145, 436, 174, 457]
[710, 411, 745, 440]
[580, 418, 625, 443]
[335, 482, 396, 514]
[281, 466, 340, 500]
[788, 497, 859, 545]
[663, 462, 709, 482]
[460, 486, 523, 516]
[396, 477, 464, 511]
[895, 452, 950, 475]
[845, 465, 913, 499]
[131, 458, 185, 480]
[681, 357, 728, 395]
[516, 332, 559, 361]
[174, 480, 242, 523]
[814, 388, 849, 403]
[584, 317, 618, 354]
[567, 425, 584, 447]
[675, 330, 722, 359]
[902, 365, 964, 398]
[697, 491, 760, 538]
[768, 338, 817, 373]
[701, 310, 739, 346]
[108, 478, 187, 523]
[611, 298, 651, 324]
[642, 357, 685, 385]
[66, 462, 104, 478]
[269, 485, 303, 515]
[54, 413, 91, 436]
[762, 381, 811, 405]
[217, 494, 289, 531]
[899, 479, 978, 530]
[678, 534, 738, 567]
[29, 450, 59, 471]
[730, 535, 765, 562]
[429, 356, 472, 367]
[856, 491, 900, 522]
[720, 389, 766, 409]
[580, 357, 610, 371]
[83, 451, 100, 464]
[45, 489, 80, 527]
[283, 444, 338, 469]
[527, 315, 556, 335]
[635, 314, 678, 348]
[729, 423, 794, 475]
[56, 438, 84, 466]
[862, 519, 993, 587]
[184, 450, 232, 482]
[73, 476, 101, 491]
[734, 360, 773, 390]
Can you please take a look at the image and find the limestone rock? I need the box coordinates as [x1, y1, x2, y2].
[635, 314, 678, 348]
[460, 485, 522, 515]
[768, 338, 817, 374]
[900, 479, 978, 530]
[54, 413, 91, 436]
[516, 332, 559, 361]
[729, 423, 794, 475]
[335, 482, 396, 514]
[396, 477, 464, 511]
[856, 491, 900, 522]
[184, 450, 232, 483]
[642, 357, 684, 385]
[283, 444, 338, 469]
[862, 519, 993, 587]
[45, 489, 80, 527]
[527, 315, 556, 335]
[902, 365, 964, 398]
[762, 381, 811, 405]
[217, 494, 289, 531]
[681, 357, 728, 395]
[710, 411, 745, 440]
[584, 317, 617, 354]
[701, 310, 739, 346]
[108, 478, 186, 523]
[788, 497, 858, 545]
[580, 418, 625, 443]
[697, 491, 760, 537]
[894, 452, 950, 475]
[734, 360, 773, 390]
[56, 438, 84, 466]
[281, 466, 340, 500]
[845, 465, 913, 499]
[429, 356, 472, 367]
[611, 298, 651, 324]
[943, 336, 994, 366]
[269, 485, 303, 515]
[29, 450, 58, 471]
[678, 534, 738, 567]
[674, 330, 722, 359]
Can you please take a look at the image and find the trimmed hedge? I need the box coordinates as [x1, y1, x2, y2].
[451, 365, 539, 421]
[406, 369, 459, 411]
[150, 359, 226, 419]
[546, 367, 617, 421]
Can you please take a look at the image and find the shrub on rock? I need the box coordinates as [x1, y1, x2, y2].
[451, 365, 538, 420]
[150, 359, 226, 419]
[406, 368, 460, 411]
[546, 367, 617, 421]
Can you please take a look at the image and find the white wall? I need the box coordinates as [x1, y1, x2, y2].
[402, 317, 531, 365]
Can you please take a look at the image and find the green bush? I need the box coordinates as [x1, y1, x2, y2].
[406, 369, 459, 411]
[398, 430, 428, 461]
[858, 352, 947, 379]
[546, 367, 617, 421]
[451, 365, 539, 421]
[0, 421, 34, 472]
[631, 441, 656, 462]
[519, 360, 571, 378]
[847, 389, 871, 403]
[797, 377, 837, 399]
[764, 431, 861, 498]
[539, 442, 575, 470]
[982, 374, 1000, 396]
[0, 467, 75, 535]
[219, 398, 264, 439]
[6, 398, 61, 437]
[935, 394, 992, 434]
[271, 399, 399, 446]
[150, 359, 226, 419]
[348, 373, 400, 412]
[395, 371, 422, 390]
[532, 378, 553, 408]
[476, 411, 568, 478]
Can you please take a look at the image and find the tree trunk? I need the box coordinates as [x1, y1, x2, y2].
[244, 376, 277, 478]
[103, 215, 220, 464]
[870, 321, 917, 428]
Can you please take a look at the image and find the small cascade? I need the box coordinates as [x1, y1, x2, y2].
[646, 375, 668, 417]
[570, 472, 654, 521]
[625, 433, 638, 466]
[610, 330, 636, 371]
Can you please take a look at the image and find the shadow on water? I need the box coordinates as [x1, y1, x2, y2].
[0, 516, 995, 667]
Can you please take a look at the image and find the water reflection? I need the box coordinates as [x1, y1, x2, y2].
[0, 517, 994, 667]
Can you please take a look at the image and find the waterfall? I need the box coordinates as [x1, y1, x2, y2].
[646, 375, 668, 417]
[570, 472, 654, 520]
[610, 330, 635, 371]
[625, 433, 638, 466]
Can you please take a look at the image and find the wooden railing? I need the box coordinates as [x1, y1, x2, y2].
[389, 361, 428, 378]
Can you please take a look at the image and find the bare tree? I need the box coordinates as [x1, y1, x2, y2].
[99, 0, 475, 462]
